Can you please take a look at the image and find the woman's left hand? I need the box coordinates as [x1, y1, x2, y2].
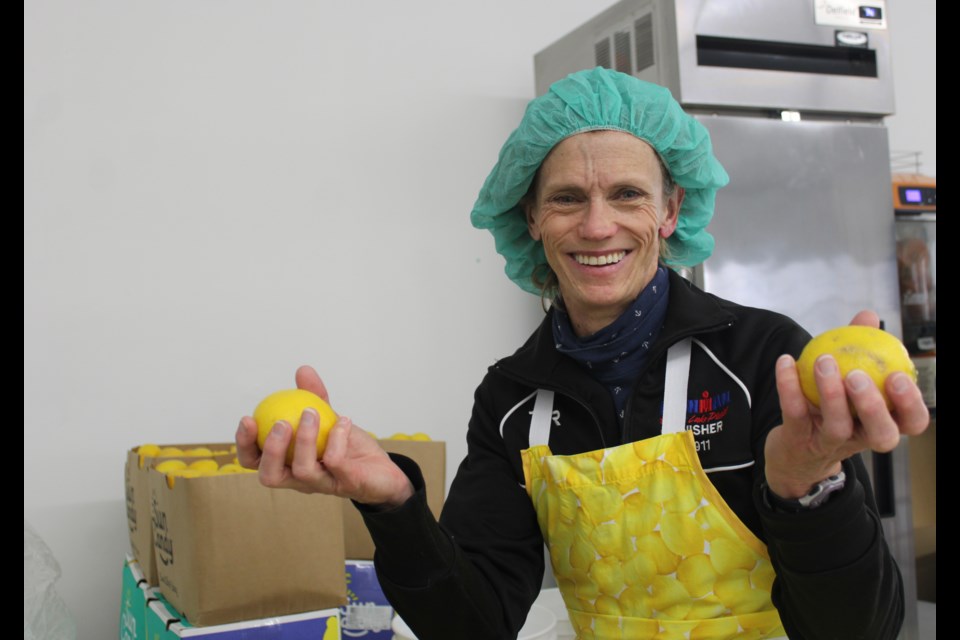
[764, 310, 930, 499]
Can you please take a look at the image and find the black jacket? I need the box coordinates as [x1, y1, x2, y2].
[360, 270, 903, 639]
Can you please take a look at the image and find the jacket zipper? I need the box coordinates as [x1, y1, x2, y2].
[621, 319, 735, 443]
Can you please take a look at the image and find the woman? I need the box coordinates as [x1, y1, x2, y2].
[236, 68, 928, 639]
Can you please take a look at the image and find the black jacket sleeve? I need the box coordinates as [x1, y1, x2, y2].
[757, 455, 904, 640]
[355, 377, 545, 640]
[355, 455, 515, 640]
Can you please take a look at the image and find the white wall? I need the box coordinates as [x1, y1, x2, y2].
[887, 0, 937, 177]
[24, 2, 935, 638]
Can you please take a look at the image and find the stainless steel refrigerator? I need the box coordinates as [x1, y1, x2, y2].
[535, 1, 920, 637]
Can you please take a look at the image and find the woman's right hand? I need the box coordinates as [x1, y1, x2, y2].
[235, 365, 415, 509]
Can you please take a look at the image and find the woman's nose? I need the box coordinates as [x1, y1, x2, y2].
[579, 199, 617, 239]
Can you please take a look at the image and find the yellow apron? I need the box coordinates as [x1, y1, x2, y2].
[521, 339, 787, 640]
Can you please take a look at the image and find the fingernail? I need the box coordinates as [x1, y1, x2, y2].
[270, 422, 288, 438]
[846, 369, 870, 392]
[816, 355, 838, 376]
[890, 372, 911, 394]
[777, 354, 794, 371]
[301, 408, 318, 425]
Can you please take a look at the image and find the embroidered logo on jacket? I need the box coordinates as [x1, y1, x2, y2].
[684, 390, 730, 452]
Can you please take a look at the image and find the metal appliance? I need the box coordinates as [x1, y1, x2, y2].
[892, 173, 936, 605]
[892, 173, 936, 413]
[535, 1, 920, 637]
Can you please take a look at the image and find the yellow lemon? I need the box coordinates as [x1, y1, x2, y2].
[188, 459, 219, 473]
[217, 463, 255, 474]
[137, 443, 162, 468]
[388, 433, 411, 440]
[185, 447, 213, 457]
[165, 468, 203, 488]
[253, 389, 339, 464]
[409, 432, 432, 441]
[154, 460, 188, 474]
[796, 325, 917, 412]
[157, 447, 185, 457]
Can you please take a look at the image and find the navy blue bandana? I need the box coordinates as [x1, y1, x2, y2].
[552, 267, 670, 426]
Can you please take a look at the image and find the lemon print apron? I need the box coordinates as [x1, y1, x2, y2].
[521, 339, 788, 640]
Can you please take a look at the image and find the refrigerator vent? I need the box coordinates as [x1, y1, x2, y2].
[614, 30, 632, 74]
[594, 39, 611, 69]
[634, 14, 655, 72]
[593, 15, 655, 76]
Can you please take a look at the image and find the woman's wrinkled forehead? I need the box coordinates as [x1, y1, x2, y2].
[531, 130, 670, 197]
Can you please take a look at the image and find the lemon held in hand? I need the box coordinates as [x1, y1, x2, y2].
[253, 389, 339, 464]
[796, 325, 917, 413]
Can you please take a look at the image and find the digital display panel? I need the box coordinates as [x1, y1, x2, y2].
[859, 6, 883, 19]
[904, 188, 923, 204]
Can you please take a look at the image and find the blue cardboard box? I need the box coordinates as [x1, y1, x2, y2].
[121, 556, 341, 639]
[146, 591, 341, 639]
[342, 560, 394, 639]
[120, 557, 148, 640]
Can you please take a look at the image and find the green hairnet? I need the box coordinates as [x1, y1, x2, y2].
[470, 67, 729, 295]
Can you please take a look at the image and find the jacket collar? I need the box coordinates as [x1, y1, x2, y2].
[494, 268, 736, 387]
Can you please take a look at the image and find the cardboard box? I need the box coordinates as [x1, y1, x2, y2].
[342, 560, 394, 639]
[149, 468, 347, 626]
[120, 556, 149, 640]
[146, 589, 342, 639]
[125, 443, 235, 585]
[123, 555, 342, 639]
[342, 439, 446, 560]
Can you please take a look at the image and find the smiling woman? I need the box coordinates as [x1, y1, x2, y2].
[236, 67, 929, 640]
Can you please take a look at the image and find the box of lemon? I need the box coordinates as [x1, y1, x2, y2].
[342, 560, 393, 639]
[120, 555, 149, 640]
[121, 554, 344, 639]
[125, 443, 236, 586]
[147, 465, 348, 626]
[145, 586, 342, 639]
[341, 436, 446, 560]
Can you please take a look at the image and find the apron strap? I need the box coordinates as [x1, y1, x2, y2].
[529, 389, 555, 447]
[528, 338, 692, 444]
[662, 338, 693, 434]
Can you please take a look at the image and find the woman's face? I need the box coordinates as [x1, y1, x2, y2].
[525, 130, 683, 336]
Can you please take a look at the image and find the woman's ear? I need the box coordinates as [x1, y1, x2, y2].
[525, 200, 542, 241]
[659, 186, 685, 238]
